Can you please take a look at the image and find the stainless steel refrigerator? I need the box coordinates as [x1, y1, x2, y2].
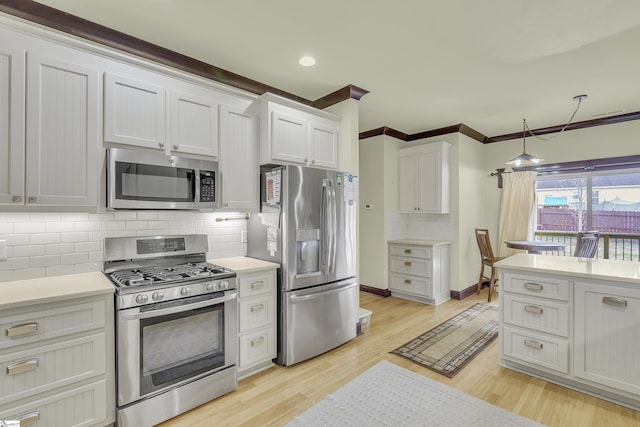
[248, 165, 358, 366]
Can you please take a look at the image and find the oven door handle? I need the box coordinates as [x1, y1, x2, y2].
[120, 292, 237, 320]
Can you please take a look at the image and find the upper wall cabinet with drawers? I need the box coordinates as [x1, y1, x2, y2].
[398, 141, 450, 214]
[259, 93, 340, 169]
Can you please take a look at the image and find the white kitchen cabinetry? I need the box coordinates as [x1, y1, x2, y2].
[398, 141, 450, 214]
[259, 93, 339, 169]
[574, 282, 640, 396]
[105, 71, 220, 158]
[237, 269, 277, 378]
[0, 293, 115, 426]
[218, 104, 258, 211]
[388, 240, 450, 305]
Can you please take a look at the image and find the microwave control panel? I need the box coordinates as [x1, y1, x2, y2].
[199, 171, 216, 202]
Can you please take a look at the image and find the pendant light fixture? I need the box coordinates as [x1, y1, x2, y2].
[506, 94, 587, 166]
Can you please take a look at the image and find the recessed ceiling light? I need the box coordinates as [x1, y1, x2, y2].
[299, 56, 316, 67]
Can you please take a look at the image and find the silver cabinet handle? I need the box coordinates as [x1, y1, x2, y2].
[524, 305, 544, 315]
[404, 249, 412, 254]
[524, 339, 543, 350]
[603, 297, 627, 307]
[251, 336, 265, 347]
[12, 195, 21, 202]
[404, 279, 412, 284]
[524, 282, 543, 292]
[27, 197, 37, 203]
[7, 359, 39, 375]
[6, 323, 38, 338]
[250, 281, 265, 290]
[250, 304, 265, 313]
[15, 411, 40, 427]
[404, 261, 412, 267]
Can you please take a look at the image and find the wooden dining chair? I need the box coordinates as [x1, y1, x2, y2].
[573, 231, 600, 258]
[475, 228, 504, 302]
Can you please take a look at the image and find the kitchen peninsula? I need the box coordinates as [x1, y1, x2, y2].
[495, 254, 640, 411]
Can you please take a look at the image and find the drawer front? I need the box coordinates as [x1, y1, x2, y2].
[238, 271, 275, 299]
[389, 245, 431, 259]
[389, 273, 430, 296]
[503, 295, 569, 337]
[0, 300, 106, 351]
[503, 326, 569, 374]
[0, 333, 106, 406]
[0, 379, 108, 427]
[239, 328, 275, 368]
[503, 273, 569, 301]
[239, 295, 275, 333]
[390, 257, 430, 277]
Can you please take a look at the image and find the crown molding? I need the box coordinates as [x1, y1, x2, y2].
[360, 123, 486, 143]
[313, 85, 370, 110]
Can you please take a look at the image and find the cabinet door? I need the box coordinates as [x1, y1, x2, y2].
[169, 89, 218, 157]
[218, 105, 258, 211]
[25, 52, 99, 206]
[0, 46, 25, 205]
[574, 282, 640, 395]
[309, 121, 338, 169]
[270, 110, 308, 164]
[398, 156, 417, 212]
[104, 72, 165, 150]
[417, 150, 441, 212]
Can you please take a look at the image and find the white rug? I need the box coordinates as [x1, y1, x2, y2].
[286, 360, 545, 427]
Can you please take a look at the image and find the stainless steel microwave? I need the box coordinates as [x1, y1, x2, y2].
[107, 147, 219, 210]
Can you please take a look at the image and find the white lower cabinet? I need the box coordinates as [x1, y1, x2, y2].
[0, 293, 115, 426]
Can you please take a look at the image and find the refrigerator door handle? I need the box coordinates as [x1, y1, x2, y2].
[288, 282, 357, 302]
[329, 180, 337, 273]
[321, 179, 330, 273]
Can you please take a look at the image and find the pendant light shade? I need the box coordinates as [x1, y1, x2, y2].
[506, 119, 543, 166]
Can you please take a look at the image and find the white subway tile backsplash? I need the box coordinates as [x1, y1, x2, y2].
[0, 223, 13, 234]
[62, 232, 90, 243]
[5, 234, 30, 245]
[13, 268, 45, 281]
[15, 222, 46, 233]
[60, 212, 89, 221]
[0, 271, 14, 281]
[46, 243, 76, 255]
[31, 255, 61, 268]
[114, 211, 137, 221]
[0, 257, 30, 270]
[46, 222, 75, 233]
[61, 253, 89, 265]
[30, 233, 61, 245]
[30, 212, 61, 221]
[136, 211, 159, 220]
[13, 245, 45, 257]
[75, 241, 102, 252]
[75, 221, 102, 232]
[75, 263, 101, 273]
[46, 265, 76, 276]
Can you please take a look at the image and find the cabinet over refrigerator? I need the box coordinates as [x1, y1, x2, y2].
[248, 165, 358, 366]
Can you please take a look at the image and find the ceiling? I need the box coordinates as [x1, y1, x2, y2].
[29, 0, 640, 139]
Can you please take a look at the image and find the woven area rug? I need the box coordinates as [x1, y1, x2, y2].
[286, 360, 544, 427]
[391, 303, 498, 377]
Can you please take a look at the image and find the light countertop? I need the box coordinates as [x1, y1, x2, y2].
[495, 254, 640, 285]
[210, 256, 279, 274]
[388, 239, 452, 246]
[0, 272, 115, 310]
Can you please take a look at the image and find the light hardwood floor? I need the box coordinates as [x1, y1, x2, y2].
[160, 291, 639, 427]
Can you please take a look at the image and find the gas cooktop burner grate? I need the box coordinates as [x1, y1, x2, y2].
[109, 262, 231, 288]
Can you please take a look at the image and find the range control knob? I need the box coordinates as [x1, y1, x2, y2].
[135, 294, 149, 304]
[206, 282, 218, 292]
[180, 287, 192, 296]
[152, 291, 164, 301]
[220, 280, 229, 290]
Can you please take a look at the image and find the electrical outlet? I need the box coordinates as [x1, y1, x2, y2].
[0, 240, 7, 261]
[241, 230, 248, 243]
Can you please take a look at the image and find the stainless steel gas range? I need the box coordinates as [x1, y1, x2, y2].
[104, 234, 238, 427]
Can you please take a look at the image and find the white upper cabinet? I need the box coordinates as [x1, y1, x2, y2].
[398, 141, 450, 214]
[218, 104, 258, 211]
[259, 93, 339, 169]
[0, 45, 25, 205]
[104, 70, 220, 159]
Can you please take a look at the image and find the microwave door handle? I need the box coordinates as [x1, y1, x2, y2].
[119, 291, 237, 320]
[194, 170, 201, 203]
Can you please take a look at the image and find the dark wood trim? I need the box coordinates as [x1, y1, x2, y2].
[459, 124, 487, 143]
[360, 123, 486, 143]
[450, 283, 480, 300]
[0, 0, 368, 108]
[359, 126, 409, 141]
[485, 111, 640, 143]
[359, 284, 391, 297]
[312, 85, 369, 110]
[515, 154, 640, 175]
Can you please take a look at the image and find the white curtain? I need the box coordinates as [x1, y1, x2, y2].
[497, 171, 538, 257]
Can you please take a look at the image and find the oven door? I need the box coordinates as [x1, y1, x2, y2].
[116, 290, 237, 406]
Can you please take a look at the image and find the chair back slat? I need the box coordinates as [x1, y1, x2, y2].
[475, 228, 495, 263]
[573, 231, 599, 258]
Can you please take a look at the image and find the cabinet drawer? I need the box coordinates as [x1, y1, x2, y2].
[0, 299, 106, 350]
[390, 257, 431, 277]
[0, 378, 108, 427]
[503, 295, 569, 337]
[502, 273, 569, 301]
[239, 328, 275, 368]
[239, 295, 275, 333]
[390, 245, 431, 259]
[0, 333, 106, 406]
[389, 273, 430, 296]
[238, 271, 275, 298]
[502, 326, 569, 374]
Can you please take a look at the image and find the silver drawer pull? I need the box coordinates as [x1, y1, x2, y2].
[250, 281, 265, 290]
[404, 249, 412, 254]
[15, 411, 40, 427]
[7, 359, 39, 375]
[524, 305, 544, 315]
[6, 323, 38, 338]
[250, 304, 265, 313]
[251, 336, 265, 347]
[404, 261, 412, 267]
[404, 279, 412, 284]
[524, 339, 543, 350]
[603, 297, 627, 308]
[524, 282, 543, 292]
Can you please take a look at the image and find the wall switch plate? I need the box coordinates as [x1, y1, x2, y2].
[0, 240, 7, 261]
[241, 230, 248, 243]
